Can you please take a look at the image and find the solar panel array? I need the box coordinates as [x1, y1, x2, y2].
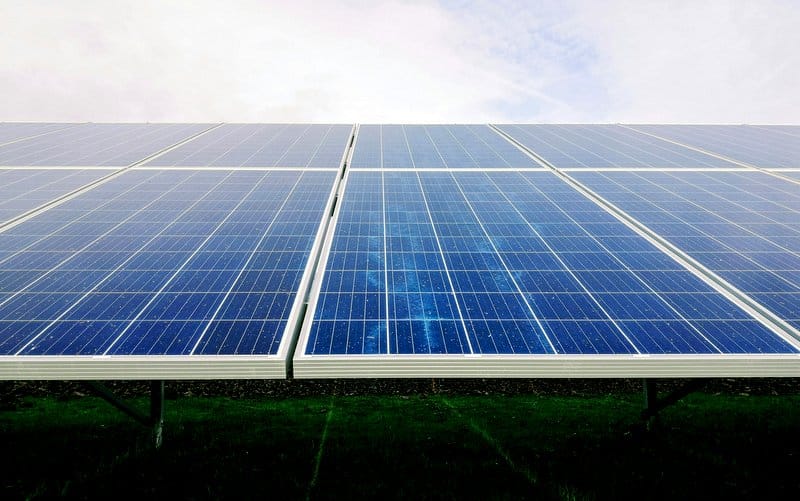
[0, 122, 798, 380]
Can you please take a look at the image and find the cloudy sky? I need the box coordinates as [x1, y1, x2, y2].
[1, 0, 798, 123]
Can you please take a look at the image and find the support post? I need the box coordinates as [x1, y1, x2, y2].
[150, 381, 165, 448]
[84, 381, 166, 448]
[641, 379, 705, 429]
[642, 379, 658, 430]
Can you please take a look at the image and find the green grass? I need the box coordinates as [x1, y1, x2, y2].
[2, 392, 799, 499]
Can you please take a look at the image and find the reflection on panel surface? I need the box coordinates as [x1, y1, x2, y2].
[304, 171, 794, 356]
[145, 124, 351, 168]
[496, 124, 737, 168]
[0, 124, 212, 166]
[629, 125, 800, 168]
[351, 125, 538, 168]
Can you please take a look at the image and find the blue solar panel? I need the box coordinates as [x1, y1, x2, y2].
[630, 125, 800, 168]
[350, 125, 539, 168]
[0, 169, 114, 225]
[145, 124, 351, 168]
[0, 169, 336, 356]
[496, 124, 738, 168]
[0, 124, 212, 166]
[303, 171, 794, 356]
[0, 123, 77, 145]
[1, 122, 797, 380]
[572, 170, 800, 331]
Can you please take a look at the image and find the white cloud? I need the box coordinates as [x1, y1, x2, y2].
[0, 0, 797, 123]
[572, 0, 800, 124]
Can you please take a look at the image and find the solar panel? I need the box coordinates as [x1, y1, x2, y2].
[144, 124, 352, 168]
[571, 170, 800, 331]
[2, 122, 799, 381]
[495, 124, 738, 168]
[294, 170, 797, 377]
[0, 168, 338, 378]
[629, 125, 800, 168]
[757, 125, 800, 139]
[0, 123, 213, 166]
[0, 169, 115, 225]
[0, 123, 77, 145]
[350, 125, 539, 168]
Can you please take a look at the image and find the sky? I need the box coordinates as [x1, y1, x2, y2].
[1, 0, 798, 123]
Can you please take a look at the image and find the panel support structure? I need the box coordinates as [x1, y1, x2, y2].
[641, 379, 705, 429]
[84, 380, 166, 448]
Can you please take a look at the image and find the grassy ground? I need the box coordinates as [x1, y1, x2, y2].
[1, 389, 799, 499]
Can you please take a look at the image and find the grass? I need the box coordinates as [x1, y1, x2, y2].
[2, 390, 800, 499]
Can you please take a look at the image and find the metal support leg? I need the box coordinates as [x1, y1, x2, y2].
[85, 381, 166, 448]
[642, 379, 658, 430]
[150, 381, 165, 448]
[641, 379, 705, 429]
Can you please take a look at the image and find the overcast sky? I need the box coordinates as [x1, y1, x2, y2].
[1, 0, 798, 123]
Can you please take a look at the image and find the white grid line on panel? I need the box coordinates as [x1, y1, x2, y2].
[12, 170, 223, 355]
[99, 172, 274, 355]
[189, 172, 306, 354]
[487, 124, 800, 350]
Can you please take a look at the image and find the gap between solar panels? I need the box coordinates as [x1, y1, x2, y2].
[0, 123, 224, 234]
[489, 124, 800, 349]
[283, 124, 360, 378]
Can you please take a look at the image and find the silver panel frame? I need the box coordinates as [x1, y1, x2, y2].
[294, 353, 800, 379]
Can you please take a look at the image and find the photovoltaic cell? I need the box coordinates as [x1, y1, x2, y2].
[629, 125, 800, 168]
[0, 169, 114, 225]
[304, 171, 794, 356]
[496, 124, 738, 168]
[0, 123, 77, 145]
[0, 169, 335, 356]
[144, 124, 351, 168]
[572, 170, 800, 330]
[0, 123, 212, 166]
[350, 125, 539, 168]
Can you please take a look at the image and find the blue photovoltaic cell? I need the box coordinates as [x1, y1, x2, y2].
[350, 125, 539, 168]
[0, 123, 212, 167]
[306, 171, 794, 356]
[630, 125, 800, 168]
[496, 124, 738, 168]
[145, 124, 351, 168]
[572, 170, 800, 330]
[0, 123, 77, 145]
[0, 169, 114, 224]
[0, 169, 335, 356]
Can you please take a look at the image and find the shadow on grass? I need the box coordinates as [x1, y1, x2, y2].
[1, 393, 799, 499]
